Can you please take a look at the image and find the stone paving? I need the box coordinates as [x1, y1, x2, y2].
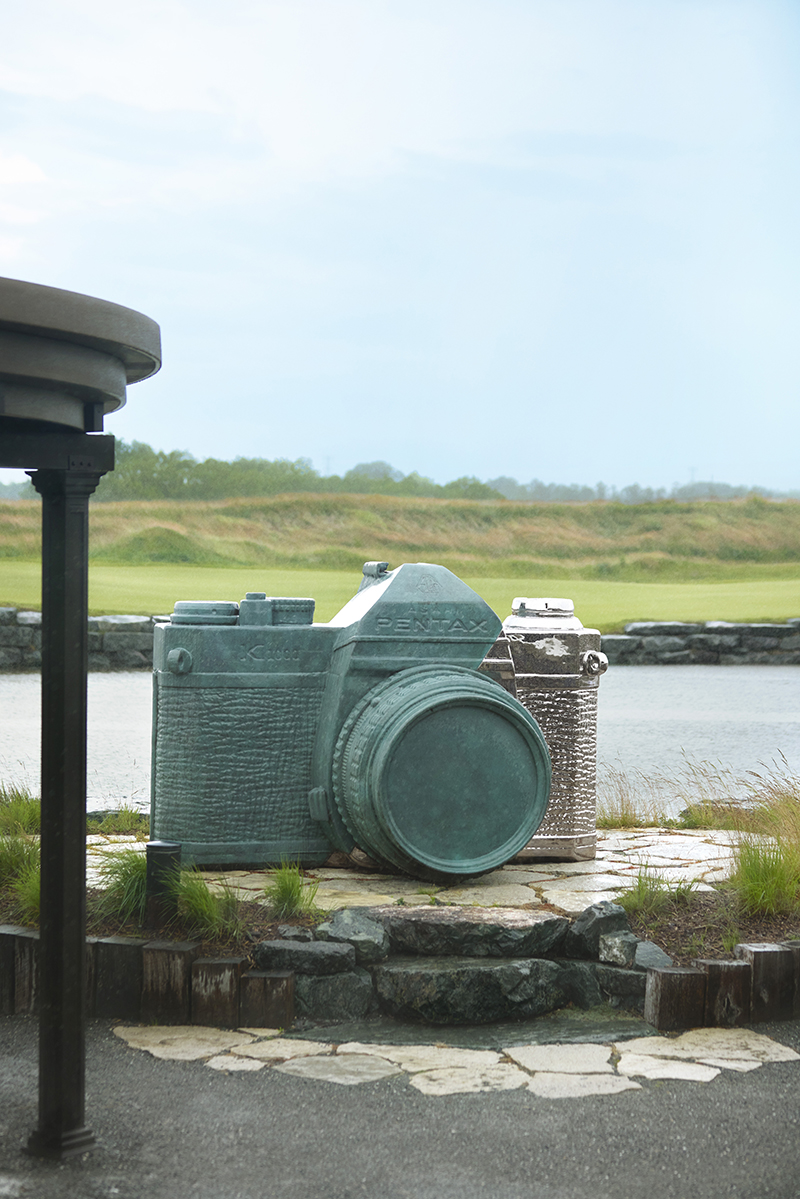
[86, 828, 737, 917]
[113, 1023, 799, 1097]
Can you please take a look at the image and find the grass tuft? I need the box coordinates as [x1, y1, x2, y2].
[262, 861, 321, 918]
[616, 864, 671, 919]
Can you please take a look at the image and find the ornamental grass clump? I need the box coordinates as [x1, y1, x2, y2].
[263, 860, 320, 918]
[11, 858, 40, 925]
[0, 783, 40, 835]
[726, 759, 800, 916]
[170, 870, 243, 941]
[95, 847, 148, 925]
[0, 830, 39, 889]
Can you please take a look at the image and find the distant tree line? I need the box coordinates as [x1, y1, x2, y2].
[0, 440, 796, 503]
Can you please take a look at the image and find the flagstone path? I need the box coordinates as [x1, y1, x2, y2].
[113, 1023, 798, 1097]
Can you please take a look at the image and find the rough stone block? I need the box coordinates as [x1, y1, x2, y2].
[20, 650, 41, 669]
[88, 653, 112, 672]
[688, 649, 719, 665]
[600, 635, 642, 662]
[599, 931, 639, 968]
[295, 969, 373, 1022]
[693, 958, 751, 1027]
[276, 925, 314, 941]
[314, 908, 390, 963]
[191, 957, 247, 1027]
[94, 936, 147, 1020]
[109, 649, 152, 670]
[556, 960, 602, 1009]
[563, 901, 630, 959]
[240, 971, 295, 1027]
[371, 956, 568, 1025]
[15, 611, 41, 627]
[0, 648, 22, 669]
[742, 636, 780, 651]
[376, 905, 568, 960]
[634, 941, 673, 971]
[88, 615, 153, 634]
[644, 966, 707, 1032]
[642, 636, 688, 654]
[253, 940, 356, 975]
[0, 608, 16, 625]
[0, 627, 33, 647]
[624, 622, 702, 636]
[102, 631, 156, 653]
[14, 929, 39, 1014]
[596, 964, 648, 1008]
[734, 943, 795, 1022]
[142, 941, 200, 1023]
[687, 633, 740, 651]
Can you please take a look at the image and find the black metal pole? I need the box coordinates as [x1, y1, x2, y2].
[27, 467, 104, 1159]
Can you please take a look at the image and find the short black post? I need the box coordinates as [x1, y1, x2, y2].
[27, 467, 104, 1159]
[145, 841, 182, 928]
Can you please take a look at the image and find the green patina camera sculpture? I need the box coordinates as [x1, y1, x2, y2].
[150, 561, 552, 878]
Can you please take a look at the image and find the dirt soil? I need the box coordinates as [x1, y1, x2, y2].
[627, 889, 800, 965]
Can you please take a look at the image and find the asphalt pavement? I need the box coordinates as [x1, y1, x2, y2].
[2, 1013, 800, 1199]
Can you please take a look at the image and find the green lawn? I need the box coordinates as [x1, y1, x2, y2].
[1, 561, 798, 630]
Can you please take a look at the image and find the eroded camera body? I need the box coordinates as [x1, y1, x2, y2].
[480, 597, 608, 861]
[150, 563, 551, 877]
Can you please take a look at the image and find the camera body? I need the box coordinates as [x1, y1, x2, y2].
[150, 563, 551, 877]
[480, 597, 608, 861]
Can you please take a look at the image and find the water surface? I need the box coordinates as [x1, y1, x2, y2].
[0, 665, 797, 812]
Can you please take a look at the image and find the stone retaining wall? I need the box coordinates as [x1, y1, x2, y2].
[603, 619, 800, 666]
[2, 608, 799, 672]
[0, 609, 165, 672]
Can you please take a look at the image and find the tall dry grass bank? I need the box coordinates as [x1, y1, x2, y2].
[2, 492, 800, 580]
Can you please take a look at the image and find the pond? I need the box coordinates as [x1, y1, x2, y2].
[0, 665, 798, 813]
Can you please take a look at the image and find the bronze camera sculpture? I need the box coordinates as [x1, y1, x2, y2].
[150, 561, 552, 878]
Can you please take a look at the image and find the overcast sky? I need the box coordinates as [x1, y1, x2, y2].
[1, 0, 798, 489]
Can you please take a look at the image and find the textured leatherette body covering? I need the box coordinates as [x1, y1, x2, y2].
[151, 621, 337, 866]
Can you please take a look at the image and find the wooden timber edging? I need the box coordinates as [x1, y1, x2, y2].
[2, 923, 798, 1032]
[1, 609, 799, 672]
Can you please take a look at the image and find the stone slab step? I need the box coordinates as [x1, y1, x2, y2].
[370, 955, 633, 1025]
[368, 906, 569, 959]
